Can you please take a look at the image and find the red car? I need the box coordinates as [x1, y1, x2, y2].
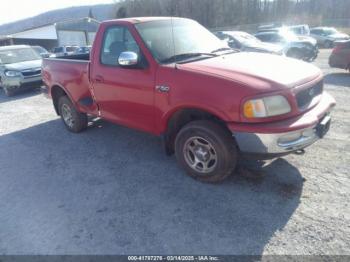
[42, 17, 336, 182]
[329, 40, 350, 72]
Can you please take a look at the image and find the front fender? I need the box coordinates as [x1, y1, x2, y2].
[159, 104, 232, 134]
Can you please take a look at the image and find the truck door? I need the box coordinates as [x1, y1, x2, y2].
[91, 25, 156, 134]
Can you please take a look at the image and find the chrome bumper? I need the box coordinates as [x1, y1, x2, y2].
[3, 75, 42, 89]
[234, 116, 331, 154]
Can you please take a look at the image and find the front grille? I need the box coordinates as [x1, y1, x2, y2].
[296, 80, 323, 109]
[21, 69, 41, 77]
[20, 80, 43, 88]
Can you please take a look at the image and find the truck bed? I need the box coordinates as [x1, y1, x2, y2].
[42, 55, 98, 115]
[52, 53, 90, 61]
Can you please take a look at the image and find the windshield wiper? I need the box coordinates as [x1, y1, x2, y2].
[161, 52, 218, 64]
[211, 47, 239, 54]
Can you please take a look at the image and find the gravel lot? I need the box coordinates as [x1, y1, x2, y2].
[0, 49, 349, 255]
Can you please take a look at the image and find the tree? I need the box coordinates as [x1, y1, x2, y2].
[113, 0, 350, 29]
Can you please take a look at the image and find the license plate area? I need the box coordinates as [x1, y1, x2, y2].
[316, 115, 331, 138]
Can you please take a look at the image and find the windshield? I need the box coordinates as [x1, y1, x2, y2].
[0, 48, 41, 64]
[324, 28, 338, 36]
[33, 46, 47, 54]
[135, 19, 228, 63]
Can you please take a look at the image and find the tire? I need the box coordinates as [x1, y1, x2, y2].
[3, 88, 14, 97]
[324, 40, 333, 49]
[58, 96, 88, 133]
[175, 120, 237, 183]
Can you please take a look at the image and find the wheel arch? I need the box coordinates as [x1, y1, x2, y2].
[162, 107, 231, 155]
[51, 84, 71, 115]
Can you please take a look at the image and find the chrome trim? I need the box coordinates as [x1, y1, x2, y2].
[234, 126, 320, 154]
[118, 51, 138, 66]
[277, 132, 318, 149]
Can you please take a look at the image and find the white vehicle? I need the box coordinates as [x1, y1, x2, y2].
[310, 27, 350, 48]
[51, 46, 79, 57]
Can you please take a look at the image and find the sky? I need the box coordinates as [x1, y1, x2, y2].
[0, 0, 114, 25]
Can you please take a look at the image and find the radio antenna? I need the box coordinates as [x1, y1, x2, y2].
[170, 5, 177, 69]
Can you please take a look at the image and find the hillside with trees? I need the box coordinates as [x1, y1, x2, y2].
[1, 0, 349, 36]
[114, 0, 350, 29]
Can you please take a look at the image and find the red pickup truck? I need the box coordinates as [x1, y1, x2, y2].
[42, 17, 336, 182]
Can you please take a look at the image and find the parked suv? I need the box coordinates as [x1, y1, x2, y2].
[0, 45, 42, 96]
[258, 24, 310, 36]
[75, 46, 92, 54]
[51, 46, 79, 57]
[215, 31, 284, 55]
[32, 45, 50, 58]
[329, 40, 350, 72]
[310, 27, 350, 48]
[255, 31, 318, 61]
[287, 24, 310, 36]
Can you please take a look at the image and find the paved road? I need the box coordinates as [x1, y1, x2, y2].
[0, 50, 349, 255]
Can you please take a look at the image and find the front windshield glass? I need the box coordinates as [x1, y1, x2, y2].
[0, 48, 41, 64]
[135, 19, 228, 63]
[324, 28, 338, 35]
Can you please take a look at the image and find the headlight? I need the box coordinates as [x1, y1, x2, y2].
[243, 95, 291, 118]
[5, 70, 21, 77]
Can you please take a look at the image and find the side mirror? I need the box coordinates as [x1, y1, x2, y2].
[118, 51, 138, 67]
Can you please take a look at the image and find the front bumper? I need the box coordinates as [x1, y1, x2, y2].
[230, 92, 336, 156]
[2, 75, 42, 90]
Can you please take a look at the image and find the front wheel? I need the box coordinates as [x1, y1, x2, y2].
[175, 120, 237, 183]
[58, 96, 88, 133]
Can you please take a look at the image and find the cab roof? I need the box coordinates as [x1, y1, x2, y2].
[102, 17, 189, 25]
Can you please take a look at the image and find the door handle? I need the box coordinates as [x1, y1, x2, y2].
[94, 75, 104, 83]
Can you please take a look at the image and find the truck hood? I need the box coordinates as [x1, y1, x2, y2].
[4, 60, 42, 71]
[297, 35, 317, 46]
[179, 52, 321, 88]
[329, 33, 350, 40]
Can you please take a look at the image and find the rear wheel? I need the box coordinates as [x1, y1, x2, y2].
[175, 120, 237, 183]
[58, 96, 88, 133]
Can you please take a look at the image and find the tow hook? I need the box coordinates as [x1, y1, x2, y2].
[294, 149, 305, 155]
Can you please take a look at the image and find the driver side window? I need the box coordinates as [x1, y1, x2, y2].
[101, 26, 141, 66]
